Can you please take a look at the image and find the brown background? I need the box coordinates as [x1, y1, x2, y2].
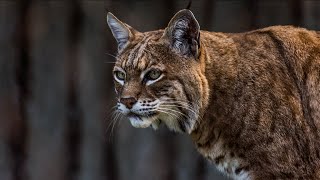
[0, 0, 319, 180]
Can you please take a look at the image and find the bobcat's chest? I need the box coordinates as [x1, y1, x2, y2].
[196, 137, 251, 180]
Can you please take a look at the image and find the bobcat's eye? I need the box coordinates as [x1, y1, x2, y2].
[114, 71, 126, 82]
[146, 70, 162, 81]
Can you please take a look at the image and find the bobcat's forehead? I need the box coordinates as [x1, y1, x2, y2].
[116, 31, 165, 71]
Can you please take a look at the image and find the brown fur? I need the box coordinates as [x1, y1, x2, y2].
[107, 10, 320, 179]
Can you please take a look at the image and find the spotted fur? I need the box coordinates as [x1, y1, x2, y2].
[107, 9, 320, 179]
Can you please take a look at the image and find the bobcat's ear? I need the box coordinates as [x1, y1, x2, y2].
[163, 9, 200, 58]
[107, 12, 137, 52]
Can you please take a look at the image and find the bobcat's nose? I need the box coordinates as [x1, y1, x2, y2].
[120, 97, 137, 109]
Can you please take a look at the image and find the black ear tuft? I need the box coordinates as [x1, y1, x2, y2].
[186, 0, 192, 9]
[164, 9, 200, 58]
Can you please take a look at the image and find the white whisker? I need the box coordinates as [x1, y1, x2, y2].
[104, 61, 116, 64]
[105, 52, 117, 58]
[156, 109, 179, 119]
[158, 107, 189, 119]
[106, 110, 122, 142]
[160, 104, 198, 116]
[159, 98, 203, 128]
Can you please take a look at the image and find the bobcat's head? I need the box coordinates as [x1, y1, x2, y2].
[107, 9, 209, 133]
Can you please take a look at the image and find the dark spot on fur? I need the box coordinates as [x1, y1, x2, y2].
[238, 153, 245, 158]
[230, 152, 235, 157]
[294, 162, 301, 168]
[214, 155, 225, 164]
[235, 166, 249, 174]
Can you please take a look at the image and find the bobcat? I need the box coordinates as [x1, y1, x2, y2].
[107, 9, 320, 179]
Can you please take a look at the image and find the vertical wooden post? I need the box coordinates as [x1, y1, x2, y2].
[201, 0, 215, 30]
[246, 0, 259, 29]
[26, 2, 70, 180]
[77, 2, 110, 180]
[290, 0, 303, 27]
[0, 2, 20, 180]
[303, 0, 320, 29]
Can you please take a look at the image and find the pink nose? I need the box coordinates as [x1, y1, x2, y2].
[120, 97, 137, 109]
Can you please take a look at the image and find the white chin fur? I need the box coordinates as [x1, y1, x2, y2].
[129, 116, 153, 128]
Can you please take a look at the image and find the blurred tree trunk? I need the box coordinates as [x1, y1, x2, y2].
[104, 1, 119, 179]
[77, 1, 110, 180]
[246, 0, 258, 29]
[290, 0, 303, 27]
[201, 0, 215, 30]
[303, 0, 320, 30]
[26, 2, 69, 180]
[0, 2, 20, 180]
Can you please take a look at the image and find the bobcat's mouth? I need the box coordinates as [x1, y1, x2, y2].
[127, 112, 158, 128]
[127, 113, 143, 120]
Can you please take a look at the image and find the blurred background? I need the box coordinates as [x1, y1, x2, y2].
[0, 0, 319, 180]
